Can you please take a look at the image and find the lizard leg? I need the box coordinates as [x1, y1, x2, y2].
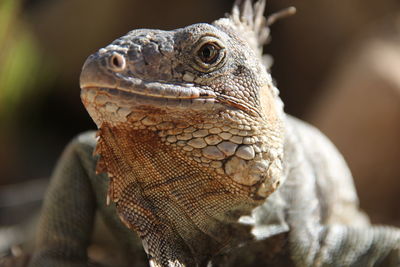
[284, 117, 400, 266]
[29, 136, 97, 267]
[289, 224, 400, 267]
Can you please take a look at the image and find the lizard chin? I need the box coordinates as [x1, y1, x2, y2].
[80, 86, 263, 132]
[80, 85, 223, 131]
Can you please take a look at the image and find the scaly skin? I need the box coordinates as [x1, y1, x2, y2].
[30, 1, 400, 266]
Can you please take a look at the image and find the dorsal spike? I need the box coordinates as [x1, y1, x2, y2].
[242, 0, 255, 26]
[254, 0, 266, 31]
[220, 0, 295, 56]
[267, 6, 297, 26]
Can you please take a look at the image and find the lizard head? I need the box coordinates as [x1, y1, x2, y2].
[80, 4, 288, 196]
[80, 0, 293, 264]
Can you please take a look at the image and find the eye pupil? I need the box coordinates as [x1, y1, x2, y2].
[198, 43, 218, 64]
[202, 47, 211, 58]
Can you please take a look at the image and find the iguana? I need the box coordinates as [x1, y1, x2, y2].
[29, 0, 400, 266]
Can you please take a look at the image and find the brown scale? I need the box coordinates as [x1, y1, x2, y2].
[95, 123, 264, 264]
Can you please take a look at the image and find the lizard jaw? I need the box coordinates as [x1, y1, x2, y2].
[80, 81, 217, 100]
[80, 86, 220, 123]
[81, 85, 260, 118]
[79, 52, 259, 116]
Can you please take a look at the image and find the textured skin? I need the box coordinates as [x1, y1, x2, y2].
[30, 0, 400, 266]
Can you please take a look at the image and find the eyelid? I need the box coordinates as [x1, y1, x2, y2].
[194, 36, 223, 51]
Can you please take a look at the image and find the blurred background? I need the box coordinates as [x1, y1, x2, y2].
[0, 0, 399, 259]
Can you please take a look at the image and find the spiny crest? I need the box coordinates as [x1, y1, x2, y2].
[230, 0, 296, 56]
[231, 0, 268, 56]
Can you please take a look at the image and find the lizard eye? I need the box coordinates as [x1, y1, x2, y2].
[198, 43, 219, 64]
[192, 37, 226, 72]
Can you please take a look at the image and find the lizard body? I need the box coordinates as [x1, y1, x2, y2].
[30, 1, 400, 266]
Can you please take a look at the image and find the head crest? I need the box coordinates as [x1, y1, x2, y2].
[229, 0, 296, 56]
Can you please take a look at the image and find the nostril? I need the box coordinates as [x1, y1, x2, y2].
[110, 53, 126, 71]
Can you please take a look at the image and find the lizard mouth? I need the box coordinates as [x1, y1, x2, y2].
[79, 59, 258, 115]
[80, 80, 217, 100]
[81, 84, 259, 116]
[80, 80, 221, 112]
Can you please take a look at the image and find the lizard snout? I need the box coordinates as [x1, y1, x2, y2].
[80, 52, 118, 90]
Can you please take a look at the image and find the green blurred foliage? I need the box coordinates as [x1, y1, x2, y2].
[0, 0, 52, 124]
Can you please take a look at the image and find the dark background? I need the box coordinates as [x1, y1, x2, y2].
[0, 0, 399, 228]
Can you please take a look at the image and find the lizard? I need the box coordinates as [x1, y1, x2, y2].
[29, 0, 400, 266]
